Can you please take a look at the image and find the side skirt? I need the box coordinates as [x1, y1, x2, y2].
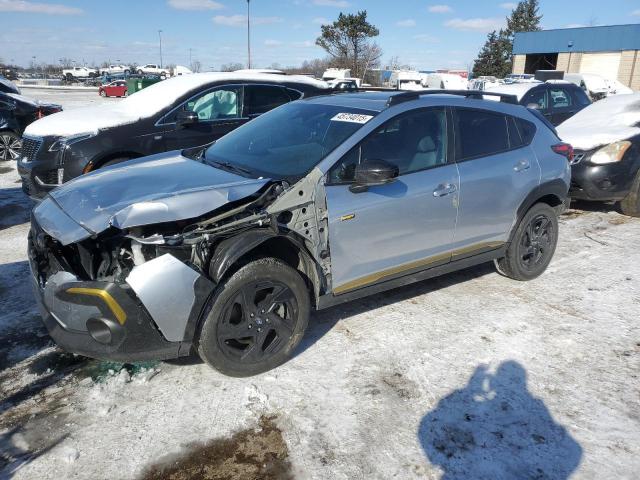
[316, 247, 506, 310]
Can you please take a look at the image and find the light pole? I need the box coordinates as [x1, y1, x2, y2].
[158, 29, 163, 68]
[189, 48, 192, 69]
[246, 0, 251, 69]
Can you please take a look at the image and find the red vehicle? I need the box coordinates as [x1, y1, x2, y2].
[99, 80, 127, 98]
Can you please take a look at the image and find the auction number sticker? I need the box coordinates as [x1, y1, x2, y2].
[331, 112, 373, 124]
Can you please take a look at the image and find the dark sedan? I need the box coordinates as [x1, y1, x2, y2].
[17, 73, 331, 198]
[0, 85, 62, 161]
[558, 93, 640, 216]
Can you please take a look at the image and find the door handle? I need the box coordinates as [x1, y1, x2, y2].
[514, 160, 530, 172]
[433, 183, 457, 197]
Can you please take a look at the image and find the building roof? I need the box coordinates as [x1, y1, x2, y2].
[513, 24, 640, 54]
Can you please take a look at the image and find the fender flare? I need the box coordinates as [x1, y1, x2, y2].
[208, 229, 279, 283]
[516, 178, 568, 220]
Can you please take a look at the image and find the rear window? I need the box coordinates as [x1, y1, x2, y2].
[454, 108, 509, 160]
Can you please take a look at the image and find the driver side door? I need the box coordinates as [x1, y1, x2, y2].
[324, 107, 460, 294]
[162, 85, 247, 151]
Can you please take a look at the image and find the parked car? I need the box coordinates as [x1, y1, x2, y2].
[136, 64, 170, 78]
[99, 80, 127, 98]
[557, 92, 640, 216]
[62, 66, 98, 80]
[28, 89, 570, 375]
[100, 65, 130, 76]
[0, 75, 21, 94]
[17, 72, 330, 198]
[484, 81, 591, 125]
[563, 73, 610, 101]
[0, 91, 61, 161]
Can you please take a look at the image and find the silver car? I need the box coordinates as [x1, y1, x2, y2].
[28, 90, 572, 376]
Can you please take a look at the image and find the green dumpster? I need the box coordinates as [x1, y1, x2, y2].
[126, 77, 162, 95]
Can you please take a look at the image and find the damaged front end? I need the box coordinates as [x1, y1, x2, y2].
[28, 162, 330, 361]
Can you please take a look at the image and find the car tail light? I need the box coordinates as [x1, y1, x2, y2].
[552, 143, 574, 163]
[36, 108, 44, 119]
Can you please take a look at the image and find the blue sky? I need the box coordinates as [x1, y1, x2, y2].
[0, 0, 639, 70]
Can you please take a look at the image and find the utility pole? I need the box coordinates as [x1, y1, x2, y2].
[158, 29, 163, 68]
[246, 0, 251, 69]
[189, 48, 192, 68]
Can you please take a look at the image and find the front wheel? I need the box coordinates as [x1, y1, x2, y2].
[137, 69, 143, 75]
[0, 132, 22, 161]
[495, 203, 559, 281]
[197, 258, 310, 377]
[99, 89, 106, 97]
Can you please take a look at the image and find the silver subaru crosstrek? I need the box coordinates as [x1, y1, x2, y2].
[28, 90, 572, 376]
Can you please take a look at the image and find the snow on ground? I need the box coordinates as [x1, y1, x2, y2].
[1, 89, 640, 479]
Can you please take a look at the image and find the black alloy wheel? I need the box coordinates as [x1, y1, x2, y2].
[217, 280, 297, 364]
[0, 132, 22, 161]
[197, 257, 310, 376]
[495, 202, 559, 281]
[517, 214, 554, 271]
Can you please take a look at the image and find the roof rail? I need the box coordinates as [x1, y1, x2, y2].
[384, 89, 519, 107]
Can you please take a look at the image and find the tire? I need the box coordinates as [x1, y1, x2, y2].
[494, 203, 559, 281]
[137, 69, 143, 75]
[124, 69, 130, 75]
[0, 131, 22, 161]
[620, 170, 640, 217]
[99, 89, 106, 97]
[197, 257, 310, 377]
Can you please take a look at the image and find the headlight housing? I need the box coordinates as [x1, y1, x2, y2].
[590, 141, 632, 164]
[48, 132, 96, 152]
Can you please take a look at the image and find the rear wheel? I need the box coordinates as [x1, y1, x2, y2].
[495, 203, 558, 281]
[197, 258, 310, 377]
[620, 170, 640, 217]
[0, 132, 22, 161]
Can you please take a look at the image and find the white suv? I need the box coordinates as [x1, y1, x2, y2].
[100, 65, 130, 76]
[62, 66, 98, 80]
[136, 64, 169, 78]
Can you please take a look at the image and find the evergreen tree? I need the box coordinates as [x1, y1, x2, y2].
[472, 0, 542, 78]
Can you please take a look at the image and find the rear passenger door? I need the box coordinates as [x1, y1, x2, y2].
[325, 107, 460, 293]
[451, 108, 540, 255]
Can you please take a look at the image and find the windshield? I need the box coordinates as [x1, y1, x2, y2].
[204, 102, 377, 181]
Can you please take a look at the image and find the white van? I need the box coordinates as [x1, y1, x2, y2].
[422, 73, 468, 90]
[389, 70, 423, 90]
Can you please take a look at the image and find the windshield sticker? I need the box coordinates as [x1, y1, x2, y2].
[331, 112, 373, 124]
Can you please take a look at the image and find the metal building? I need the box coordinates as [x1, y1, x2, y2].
[512, 24, 640, 89]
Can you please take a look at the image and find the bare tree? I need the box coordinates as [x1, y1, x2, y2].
[191, 60, 202, 73]
[220, 62, 244, 72]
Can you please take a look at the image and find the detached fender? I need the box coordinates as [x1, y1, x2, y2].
[209, 229, 278, 283]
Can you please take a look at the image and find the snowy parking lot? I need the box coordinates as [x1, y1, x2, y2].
[1, 89, 639, 479]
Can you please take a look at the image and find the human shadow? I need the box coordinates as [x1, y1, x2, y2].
[419, 361, 582, 480]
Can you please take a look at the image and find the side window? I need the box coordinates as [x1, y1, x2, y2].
[570, 87, 591, 106]
[184, 87, 240, 121]
[286, 88, 303, 100]
[454, 109, 509, 160]
[243, 85, 292, 117]
[328, 108, 447, 184]
[549, 88, 572, 109]
[515, 117, 536, 145]
[522, 89, 547, 110]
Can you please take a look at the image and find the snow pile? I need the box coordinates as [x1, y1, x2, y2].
[24, 72, 329, 137]
[557, 92, 640, 150]
[484, 82, 540, 101]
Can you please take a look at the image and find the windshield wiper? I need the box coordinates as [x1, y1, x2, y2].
[209, 160, 254, 177]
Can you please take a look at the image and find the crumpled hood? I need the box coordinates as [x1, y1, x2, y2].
[35, 151, 269, 244]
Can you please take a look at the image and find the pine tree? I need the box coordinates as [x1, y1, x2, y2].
[472, 0, 542, 78]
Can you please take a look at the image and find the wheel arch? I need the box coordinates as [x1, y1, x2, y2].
[516, 179, 567, 220]
[85, 150, 143, 172]
[209, 229, 323, 308]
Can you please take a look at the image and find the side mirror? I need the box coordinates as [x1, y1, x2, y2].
[349, 159, 399, 193]
[176, 110, 199, 128]
[526, 103, 540, 110]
